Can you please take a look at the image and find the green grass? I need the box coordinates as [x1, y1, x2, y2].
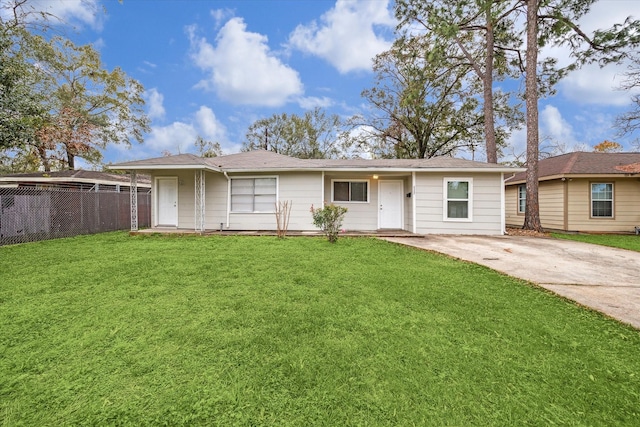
[1, 233, 640, 426]
[552, 232, 640, 252]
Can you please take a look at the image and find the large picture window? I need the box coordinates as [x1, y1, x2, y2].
[518, 184, 526, 214]
[231, 177, 277, 212]
[332, 180, 368, 202]
[591, 183, 613, 218]
[444, 178, 472, 221]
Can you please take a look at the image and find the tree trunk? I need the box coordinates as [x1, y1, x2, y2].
[484, 4, 498, 164]
[37, 145, 51, 172]
[523, 0, 543, 231]
[66, 150, 75, 170]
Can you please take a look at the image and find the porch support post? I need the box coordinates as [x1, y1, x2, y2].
[500, 173, 506, 235]
[195, 170, 205, 232]
[130, 170, 138, 231]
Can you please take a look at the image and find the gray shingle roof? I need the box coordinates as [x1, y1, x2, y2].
[111, 153, 207, 168]
[203, 150, 311, 169]
[507, 152, 640, 183]
[111, 149, 519, 172]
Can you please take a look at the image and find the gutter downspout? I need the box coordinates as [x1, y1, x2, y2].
[223, 171, 231, 229]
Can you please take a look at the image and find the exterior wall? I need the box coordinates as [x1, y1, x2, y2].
[150, 169, 507, 234]
[226, 171, 322, 231]
[322, 173, 411, 231]
[566, 178, 640, 233]
[151, 169, 196, 229]
[504, 184, 523, 228]
[323, 173, 379, 230]
[204, 172, 227, 230]
[415, 173, 504, 235]
[506, 181, 565, 230]
[404, 175, 413, 232]
[539, 180, 565, 230]
[506, 177, 640, 232]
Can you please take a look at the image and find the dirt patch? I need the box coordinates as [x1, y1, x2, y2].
[505, 227, 550, 237]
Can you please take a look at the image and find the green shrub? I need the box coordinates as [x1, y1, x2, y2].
[310, 203, 348, 243]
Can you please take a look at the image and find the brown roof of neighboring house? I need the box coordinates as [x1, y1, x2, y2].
[113, 149, 519, 172]
[507, 152, 640, 184]
[0, 170, 151, 186]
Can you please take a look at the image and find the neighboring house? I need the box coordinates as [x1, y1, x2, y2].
[505, 152, 640, 233]
[112, 150, 521, 235]
[0, 170, 151, 192]
[0, 170, 152, 244]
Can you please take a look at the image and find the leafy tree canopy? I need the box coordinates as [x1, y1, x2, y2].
[0, 1, 150, 172]
[242, 108, 347, 159]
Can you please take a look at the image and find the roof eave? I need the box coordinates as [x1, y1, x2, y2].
[0, 176, 151, 187]
[225, 166, 523, 173]
[111, 164, 218, 172]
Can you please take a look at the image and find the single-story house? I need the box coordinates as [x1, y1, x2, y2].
[0, 170, 151, 192]
[505, 152, 640, 233]
[112, 150, 522, 235]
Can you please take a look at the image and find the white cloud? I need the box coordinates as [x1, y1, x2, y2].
[558, 65, 630, 106]
[297, 96, 334, 110]
[194, 106, 226, 142]
[188, 18, 304, 107]
[145, 88, 165, 121]
[288, 0, 395, 73]
[541, 1, 636, 107]
[144, 121, 198, 154]
[540, 105, 575, 144]
[210, 8, 234, 29]
[1, 0, 104, 30]
[116, 105, 228, 159]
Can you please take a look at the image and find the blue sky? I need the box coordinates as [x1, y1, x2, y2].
[14, 0, 640, 165]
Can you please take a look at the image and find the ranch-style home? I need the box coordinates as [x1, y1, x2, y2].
[112, 150, 521, 235]
[505, 152, 640, 233]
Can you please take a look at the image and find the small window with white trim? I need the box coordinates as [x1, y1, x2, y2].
[444, 178, 472, 221]
[518, 184, 526, 214]
[591, 183, 613, 218]
[231, 177, 277, 212]
[332, 180, 369, 203]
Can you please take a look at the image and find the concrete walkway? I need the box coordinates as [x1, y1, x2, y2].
[382, 235, 640, 329]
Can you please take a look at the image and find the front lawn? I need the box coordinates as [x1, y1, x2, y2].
[1, 233, 639, 426]
[552, 232, 640, 252]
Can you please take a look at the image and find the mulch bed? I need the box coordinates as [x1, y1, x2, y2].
[505, 227, 550, 237]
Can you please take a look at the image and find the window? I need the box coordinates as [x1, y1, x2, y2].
[518, 184, 526, 214]
[231, 177, 277, 212]
[444, 178, 472, 221]
[332, 180, 368, 202]
[591, 183, 613, 218]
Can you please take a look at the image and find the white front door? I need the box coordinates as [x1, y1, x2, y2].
[379, 180, 403, 229]
[157, 178, 178, 226]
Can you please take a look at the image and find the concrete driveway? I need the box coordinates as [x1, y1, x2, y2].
[383, 235, 640, 329]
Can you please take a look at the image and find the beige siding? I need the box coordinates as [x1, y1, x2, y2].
[539, 181, 565, 230]
[506, 181, 565, 230]
[151, 170, 196, 228]
[204, 172, 227, 230]
[415, 173, 503, 235]
[567, 178, 640, 233]
[227, 171, 322, 231]
[505, 185, 524, 228]
[323, 173, 379, 230]
[404, 176, 413, 232]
